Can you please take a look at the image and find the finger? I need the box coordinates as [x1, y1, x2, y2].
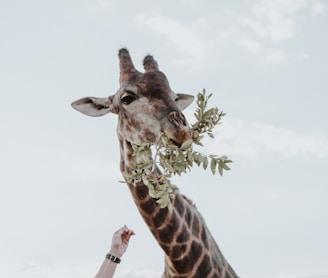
[122, 230, 135, 238]
[114, 226, 125, 236]
[127, 230, 135, 238]
[122, 230, 135, 243]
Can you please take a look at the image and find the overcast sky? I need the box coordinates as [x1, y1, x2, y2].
[1, 0, 327, 277]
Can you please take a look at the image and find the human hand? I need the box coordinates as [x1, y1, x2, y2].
[109, 225, 135, 258]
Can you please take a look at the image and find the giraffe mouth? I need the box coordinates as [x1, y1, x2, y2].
[163, 128, 192, 147]
[162, 111, 192, 146]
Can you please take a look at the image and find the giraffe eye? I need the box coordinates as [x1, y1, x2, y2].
[121, 93, 137, 105]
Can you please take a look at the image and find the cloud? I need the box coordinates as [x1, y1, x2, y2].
[262, 48, 286, 64]
[179, 0, 204, 8]
[239, 37, 262, 53]
[225, 0, 307, 43]
[3, 262, 327, 278]
[238, 37, 287, 64]
[53, 151, 122, 182]
[271, 274, 328, 278]
[134, 1, 324, 66]
[220, 0, 325, 64]
[135, 14, 208, 66]
[311, 0, 326, 16]
[118, 269, 162, 278]
[0, 263, 162, 278]
[204, 117, 328, 160]
[0, 262, 96, 278]
[298, 51, 311, 60]
[219, 26, 241, 39]
[249, 0, 307, 42]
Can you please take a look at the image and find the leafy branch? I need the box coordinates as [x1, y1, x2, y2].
[123, 89, 232, 210]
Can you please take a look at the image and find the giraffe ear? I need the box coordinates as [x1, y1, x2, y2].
[174, 93, 194, 111]
[71, 96, 117, 117]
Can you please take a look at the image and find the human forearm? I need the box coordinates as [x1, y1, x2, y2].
[94, 226, 135, 278]
[95, 257, 118, 278]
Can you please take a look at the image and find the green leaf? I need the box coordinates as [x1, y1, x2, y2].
[202, 156, 208, 170]
[167, 202, 173, 213]
[218, 164, 223, 176]
[123, 89, 233, 209]
[220, 161, 231, 171]
[180, 139, 193, 151]
[142, 173, 149, 185]
[210, 158, 217, 175]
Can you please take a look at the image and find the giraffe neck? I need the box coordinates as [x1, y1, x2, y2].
[118, 137, 238, 278]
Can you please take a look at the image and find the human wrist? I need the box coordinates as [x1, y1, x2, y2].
[106, 253, 121, 264]
[109, 248, 123, 258]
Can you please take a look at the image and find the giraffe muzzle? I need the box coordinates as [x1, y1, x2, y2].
[165, 111, 192, 145]
[168, 111, 187, 128]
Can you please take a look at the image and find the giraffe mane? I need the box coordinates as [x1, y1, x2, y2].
[182, 194, 197, 209]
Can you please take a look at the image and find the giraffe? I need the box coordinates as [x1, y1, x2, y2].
[72, 48, 238, 278]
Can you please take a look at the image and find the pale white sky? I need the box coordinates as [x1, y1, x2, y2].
[0, 0, 327, 277]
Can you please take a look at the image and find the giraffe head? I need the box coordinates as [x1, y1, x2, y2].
[72, 48, 194, 146]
